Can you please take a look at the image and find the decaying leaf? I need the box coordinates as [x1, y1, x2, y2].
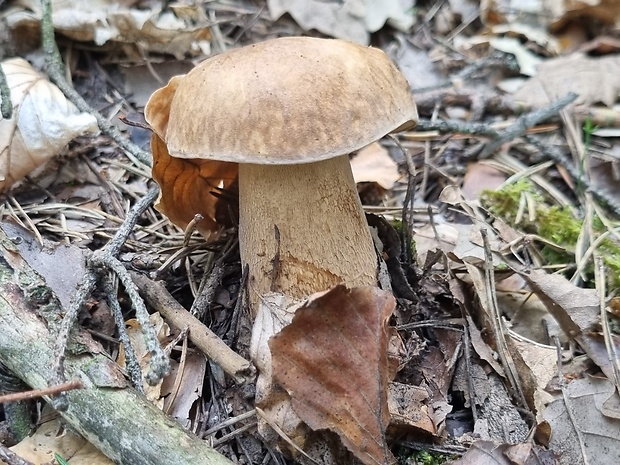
[514, 54, 620, 107]
[9, 415, 114, 465]
[150, 133, 238, 236]
[269, 285, 398, 465]
[117, 312, 170, 403]
[450, 439, 557, 465]
[520, 269, 599, 338]
[0, 220, 87, 310]
[3, 0, 213, 60]
[251, 292, 307, 447]
[351, 142, 400, 190]
[267, 0, 415, 44]
[544, 376, 620, 465]
[0, 58, 99, 193]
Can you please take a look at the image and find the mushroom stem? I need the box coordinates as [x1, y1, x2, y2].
[238, 155, 377, 312]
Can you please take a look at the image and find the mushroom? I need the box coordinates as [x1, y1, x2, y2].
[145, 37, 418, 312]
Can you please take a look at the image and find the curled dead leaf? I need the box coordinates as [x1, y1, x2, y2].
[269, 285, 398, 465]
[0, 58, 99, 193]
[150, 133, 237, 236]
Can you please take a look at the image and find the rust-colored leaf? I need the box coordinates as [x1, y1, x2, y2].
[269, 285, 397, 465]
[150, 133, 237, 236]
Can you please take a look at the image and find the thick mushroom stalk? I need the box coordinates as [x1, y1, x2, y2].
[239, 156, 377, 301]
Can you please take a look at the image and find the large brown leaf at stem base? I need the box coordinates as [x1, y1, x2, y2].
[150, 133, 238, 236]
[269, 285, 398, 465]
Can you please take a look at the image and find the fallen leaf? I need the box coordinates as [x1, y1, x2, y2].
[520, 269, 599, 338]
[161, 351, 207, 429]
[267, 0, 415, 44]
[251, 292, 307, 447]
[387, 382, 435, 434]
[0, 220, 87, 310]
[461, 162, 507, 201]
[450, 440, 557, 465]
[0, 58, 99, 193]
[7, 415, 114, 465]
[513, 54, 620, 107]
[150, 133, 238, 236]
[544, 376, 620, 465]
[3, 0, 212, 60]
[269, 285, 397, 465]
[351, 142, 400, 189]
[507, 335, 557, 422]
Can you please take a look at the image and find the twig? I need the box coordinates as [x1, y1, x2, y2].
[102, 276, 144, 392]
[0, 64, 12, 119]
[191, 235, 238, 318]
[0, 379, 83, 404]
[131, 271, 254, 384]
[52, 187, 168, 405]
[524, 134, 620, 217]
[595, 257, 620, 391]
[480, 229, 528, 409]
[415, 118, 500, 138]
[40, 0, 152, 166]
[0, 445, 35, 465]
[478, 92, 579, 158]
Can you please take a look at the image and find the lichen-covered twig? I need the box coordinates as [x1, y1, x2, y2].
[0, 65, 12, 119]
[524, 134, 620, 217]
[40, 0, 151, 166]
[415, 119, 500, 138]
[478, 92, 578, 158]
[52, 187, 169, 405]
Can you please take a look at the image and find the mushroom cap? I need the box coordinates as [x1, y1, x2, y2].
[146, 36, 418, 165]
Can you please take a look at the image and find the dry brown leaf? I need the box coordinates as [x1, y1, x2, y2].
[544, 376, 620, 465]
[6, 415, 114, 465]
[513, 54, 620, 107]
[520, 269, 599, 338]
[266, 0, 415, 44]
[351, 142, 400, 190]
[0, 58, 98, 193]
[117, 312, 170, 403]
[269, 285, 397, 465]
[450, 440, 557, 465]
[161, 351, 207, 428]
[150, 133, 237, 236]
[3, 0, 212, 60]
[519, 269, 620, 387]
[506, 336, 557, 422]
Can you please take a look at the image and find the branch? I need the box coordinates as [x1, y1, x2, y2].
[0, 227, 234, 465]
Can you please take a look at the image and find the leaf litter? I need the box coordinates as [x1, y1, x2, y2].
[0, 0, 620, 464]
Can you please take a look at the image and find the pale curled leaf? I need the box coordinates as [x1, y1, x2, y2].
[3, 0, 213, 60]
[267, 0, 415, 44]
[350, 142, 400, 190]
[544, 377, 620, 465]
[450, 440, 556, 465]
[269, 285, 398, 465]
[10, 416, 114, 465]
[0, 58, 98, 193]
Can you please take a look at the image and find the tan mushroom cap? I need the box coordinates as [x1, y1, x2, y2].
[146, 36, 418, 164]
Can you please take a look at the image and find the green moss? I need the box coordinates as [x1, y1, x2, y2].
[400, 450, 453, 465]
[481, 180, 620, 288]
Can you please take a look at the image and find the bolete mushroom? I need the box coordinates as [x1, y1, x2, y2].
[145, 37, 418, 311]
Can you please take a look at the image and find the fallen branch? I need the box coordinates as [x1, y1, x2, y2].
[131, 271, 255, 384]
[478, 92, 579, 158]
[51, 187, 169, 403]
[0, 227, 234, 465]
